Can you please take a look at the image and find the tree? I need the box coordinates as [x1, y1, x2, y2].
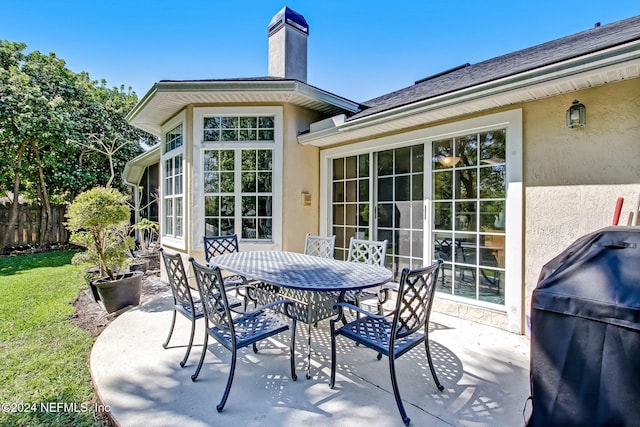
[68, 77, 153, 191]
[0, 42, 92, 248]
[0, 40, 155, 251]
[0, 42, 50, 248]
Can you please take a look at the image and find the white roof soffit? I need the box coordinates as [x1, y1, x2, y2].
[127, 80, 361, 136]
[123, 144, 161, 185]
[299, 41, 640, 147]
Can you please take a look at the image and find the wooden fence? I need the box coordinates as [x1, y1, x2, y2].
[0, 204, 69, 248]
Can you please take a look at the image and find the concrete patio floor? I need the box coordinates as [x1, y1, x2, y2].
[91, 290, 531, 427]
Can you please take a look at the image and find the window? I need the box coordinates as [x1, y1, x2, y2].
[328, 128, 509, 305]
[203, 116, 274, 142]
[330, 145, 425, 280]
[376, 145, 425, 279]
[202, 115, 275, 241]
[432, 130, 506, 304]
[332, 154, 370, 260]
[162, 123, 184, 240]
[165, 123, 183, 152]
[321, 110, 522, 327]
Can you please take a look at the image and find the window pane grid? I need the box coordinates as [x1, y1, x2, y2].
[163, 150, 183, 238]
[164, 124, 183, 153]
[204, 148, 272, 240]
[203, 115, 275, 142]
[376, 145, 424, 280]
[432, 130, 506, 305]
[332, 154, 370, 259]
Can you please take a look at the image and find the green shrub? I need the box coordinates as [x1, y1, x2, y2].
[66, 187, 134, 280]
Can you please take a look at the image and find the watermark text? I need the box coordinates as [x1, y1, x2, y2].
[1, 401, 111, 414]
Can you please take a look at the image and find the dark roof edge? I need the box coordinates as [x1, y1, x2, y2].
[414, 63, 471, 85]
[352, 15, 640, 120]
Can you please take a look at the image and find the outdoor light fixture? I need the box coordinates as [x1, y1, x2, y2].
[301, 191, 311, 207]
[566, 99, 586, 128]
[439, 148, 460, 167]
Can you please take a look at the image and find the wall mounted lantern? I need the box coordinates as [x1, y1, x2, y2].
[566, 99, 586, 128]
[438, 148, 460, 167]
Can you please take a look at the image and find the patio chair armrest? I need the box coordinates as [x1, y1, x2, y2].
[333, 301, 385, 320]
[380, 282, 398, 291]
[378, 282, 398, 304]
[223, 282, 253, 294]
[244, 299, 294, 317]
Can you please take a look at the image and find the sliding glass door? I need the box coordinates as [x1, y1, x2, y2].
[376, 145, 425, 280]
[331, 144, 424, 281]
[329, 129, 506, 305]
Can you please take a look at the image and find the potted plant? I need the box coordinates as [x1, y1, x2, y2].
[131, 218, 160, 271]
[66, 187, 142, 313]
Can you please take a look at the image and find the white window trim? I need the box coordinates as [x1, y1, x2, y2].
[320, 109, 523, 332]
[192, 106, 283, 252]
[160, 111, 187, 250]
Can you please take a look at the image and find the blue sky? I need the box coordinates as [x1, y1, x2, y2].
[2, 1, 639, 102]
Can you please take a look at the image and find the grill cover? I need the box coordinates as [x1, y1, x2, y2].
[529, 226, 640, 427]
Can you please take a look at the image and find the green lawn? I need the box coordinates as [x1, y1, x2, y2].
[0, 250, 105, 426]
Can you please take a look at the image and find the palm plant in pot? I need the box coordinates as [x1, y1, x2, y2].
[66, 187, 142, 314]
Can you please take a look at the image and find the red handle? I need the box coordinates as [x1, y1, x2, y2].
[612, 197, 624, 225]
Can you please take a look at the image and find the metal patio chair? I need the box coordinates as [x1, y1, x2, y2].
[159, 248, 240, 368]
[345, 238, 390, 314]
[203, 234, 241, 263]
[330, 260, 445, 426]
[303, 233, 336, 258]
[203, 234, 251, 304]
[189, 258, 297, 412]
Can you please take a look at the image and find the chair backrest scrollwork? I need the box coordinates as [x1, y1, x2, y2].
[304, 234, 336, 259]
[190, 258, 234, 338]
[203, 234, 240, 263]
[346, 238, 388, 267]
[160, 248, 196, 309]
[393, 260, 442, 339]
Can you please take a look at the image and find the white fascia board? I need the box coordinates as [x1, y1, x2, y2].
[126, 80, 360, 136]
[291, 82, 360, 112]
[122, 144, 161, 185]
[125, 83, 161, 127]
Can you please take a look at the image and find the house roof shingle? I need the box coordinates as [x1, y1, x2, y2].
[349, 15, 640, 121]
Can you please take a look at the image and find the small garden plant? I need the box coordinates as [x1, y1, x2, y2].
[132, 218, 159, 254]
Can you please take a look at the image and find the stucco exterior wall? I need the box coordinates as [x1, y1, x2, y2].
[281, 104, 323, 252]
[522, 79, 640, 332]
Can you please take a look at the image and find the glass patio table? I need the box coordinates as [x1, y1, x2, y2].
[209, 250, 393, 378]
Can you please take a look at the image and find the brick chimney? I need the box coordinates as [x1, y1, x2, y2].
[268, 7, 308, 83]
